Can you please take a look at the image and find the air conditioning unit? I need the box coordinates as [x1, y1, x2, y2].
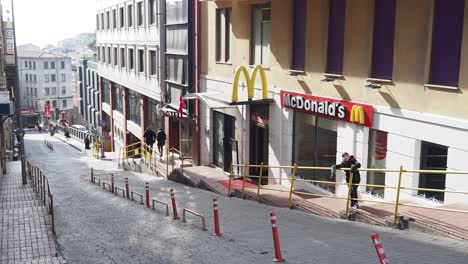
[0, 90, 14, 116]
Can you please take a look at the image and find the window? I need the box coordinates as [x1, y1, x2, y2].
[120, 48, 126, 68]
[44, 87, 50, 95]
[34, 88, 37, 97]
[26, 87, 29, 96]
[128, 90, 141, 125]
[370, 0, 396, 80]
[113, 84, 124, 113]
[62, 87, 66, 95]
[24, 61, 28, 68]
[62, 100, 67, 108]
[149, 50, 157, 76]
[25, 74, 29, 82]
[44, 75, 50, 82]
[107, 47, 111, 64]
[137, 2, 143, 26]
[119, 7, 125, 28]
[114, 47, 118, 66]
[96, 14, 99, 30]
[325, 0, 346, 75]
[101, 13, 104, 30]
[147, 98, 161, 129]
[112, 9, 117, 29]
[129, 48, 135, 70]
[216, 8, 232, 63]
[51, 61, 55, 69]
[127, 4, 133, 27]
[61, 61, 65, 69]
[251, 4, 271, 65]
[367, 130, 388, 196]
[166, 55, 188, 85]
[291, 0, 307, 71]
[103, 79, 111, 104]
[428, 0, 465, 87]
[419, 141, 448, 201]
[61, 74, 66, 81]
[138, 49, 144, 72]
[97, 47, 101, 61]
[149, 0, 156, 25]
[51, 74, 56, 82]
[33, 62, 36, 70]
[29, 61, 32, 69]
[106, 11, 110, 29]
[34, 75, 37, 83]
[52, 87, 57, 95]
[44, 61, 49, 69]
[102, 47, 106, 63]
[52, 100, 57, 108]
[293, 113, 338, 191]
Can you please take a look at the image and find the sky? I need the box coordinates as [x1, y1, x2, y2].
[2, 0, 96, 47]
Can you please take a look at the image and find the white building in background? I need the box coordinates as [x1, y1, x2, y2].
[18, 51, 73, 122]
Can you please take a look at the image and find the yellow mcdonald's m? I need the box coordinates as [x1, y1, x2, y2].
[231, 65, 268, 103]
[350, 105, 365, 124]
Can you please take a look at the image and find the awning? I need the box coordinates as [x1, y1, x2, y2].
[183, 93, 237, 109]
[159, 104, 189, 118]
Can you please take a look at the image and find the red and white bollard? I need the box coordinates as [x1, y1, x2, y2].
[146, 182, 150, 208]
[90, 168, 94, 183]
[170, 189, 179, 219]
[371, 233, 389, 264]
[213, 197, 221, 236]
[125, 178, 130, 200]
[111, 174, 115, 194]
[270, 212, 285, 262]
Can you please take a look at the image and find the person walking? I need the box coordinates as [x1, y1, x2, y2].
[65, 129, 70, 141]
[332, 152, 361, 209]
[84, 136, 91, 151]
[156, 128, 166, 158]
[143, 127, 156, 154]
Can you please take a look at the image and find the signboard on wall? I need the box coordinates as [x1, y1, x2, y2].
[280, 90, 373, 127]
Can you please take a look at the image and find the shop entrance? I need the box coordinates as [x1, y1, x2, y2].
[213, 111, 235, 172]
[419, 141, 448, 201]
[169, 118, 180, 150]
[249, 105, 269, 185]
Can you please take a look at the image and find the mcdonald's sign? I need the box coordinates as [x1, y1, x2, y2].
[231, 65, 269, 103]
[280, 90, 373, 127]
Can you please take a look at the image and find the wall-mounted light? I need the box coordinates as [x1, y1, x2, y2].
[365, 82, 383, 89]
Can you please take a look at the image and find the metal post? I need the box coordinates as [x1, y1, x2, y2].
[345, 172, 354, 219]
[241, 163, 247, 199]
[166, 147, 169, 177]
[181, 154, 184, 176]
[227, 163, 233, 197]
[288, 164, 297, 208]
[171, 150, 174, 173]
[393, 165, 404, 226]
[256, 162, 264, 201]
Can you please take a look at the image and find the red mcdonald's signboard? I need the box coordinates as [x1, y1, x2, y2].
[280, 90, 373, 127]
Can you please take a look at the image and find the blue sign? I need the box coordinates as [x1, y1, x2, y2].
[99, 120, 106, 127]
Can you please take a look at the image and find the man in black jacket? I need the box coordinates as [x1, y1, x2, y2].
[332, 152, 361, 208]
[156, 128, 166, 158]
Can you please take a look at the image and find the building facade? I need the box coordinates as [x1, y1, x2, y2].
[17, 51, 73, 122]
[96, 0, 164, 152]
[77, 59, 100, 127]
[197, 0, 468, 204]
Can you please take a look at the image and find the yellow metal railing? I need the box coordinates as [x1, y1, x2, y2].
[166, 147, 192, 177]
[228, 163, 468, 226]
[120, 142, 142, 164]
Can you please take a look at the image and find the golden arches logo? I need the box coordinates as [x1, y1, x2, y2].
[231, 65, 268, 103]
[350, 105, 365, 124]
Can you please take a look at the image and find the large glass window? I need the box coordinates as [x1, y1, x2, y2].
[102, 79, 111, 104]
[251, 3, 271, 65]
[367, 129, 388, 196]
[128, 90, 141, 125]
[419, 141, 448, 201]
[293, 113, 338, 191]
[113, 84, 124, 113]
[147, 99, 161, 130]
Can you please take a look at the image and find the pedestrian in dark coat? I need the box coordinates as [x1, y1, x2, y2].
[332, 152, 361, 208]
[156, 128, 166, 158]
[84, 136, 91, 150]
[143, 127, 156, 148]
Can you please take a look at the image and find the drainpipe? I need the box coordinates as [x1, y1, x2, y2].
[192, 0, 201, 165]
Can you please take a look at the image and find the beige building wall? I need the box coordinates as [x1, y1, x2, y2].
[202, 0, 468, 120]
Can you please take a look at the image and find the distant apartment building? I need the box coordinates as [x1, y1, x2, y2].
[96, 0, 164, 151]
[17, 51, 73, 122]
[77, 59, 100, 127]
[194, 0, 468, 205]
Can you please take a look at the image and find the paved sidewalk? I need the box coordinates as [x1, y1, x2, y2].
[24, 133, 468, 263]
[0, 161, 66, 264]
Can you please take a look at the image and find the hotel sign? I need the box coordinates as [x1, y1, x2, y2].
[280, 90, 373, 127]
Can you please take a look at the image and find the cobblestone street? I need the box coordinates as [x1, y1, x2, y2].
[24, 132, 468, 264]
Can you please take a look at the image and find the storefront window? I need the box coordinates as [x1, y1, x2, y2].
[293, 112, 338, 191]
[113, 84, 124, 113]
[147, 99, 161, 130]
[419, 141, 448, 201]
[367, 129, 388, 197]
[128, 90, 141, 125]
